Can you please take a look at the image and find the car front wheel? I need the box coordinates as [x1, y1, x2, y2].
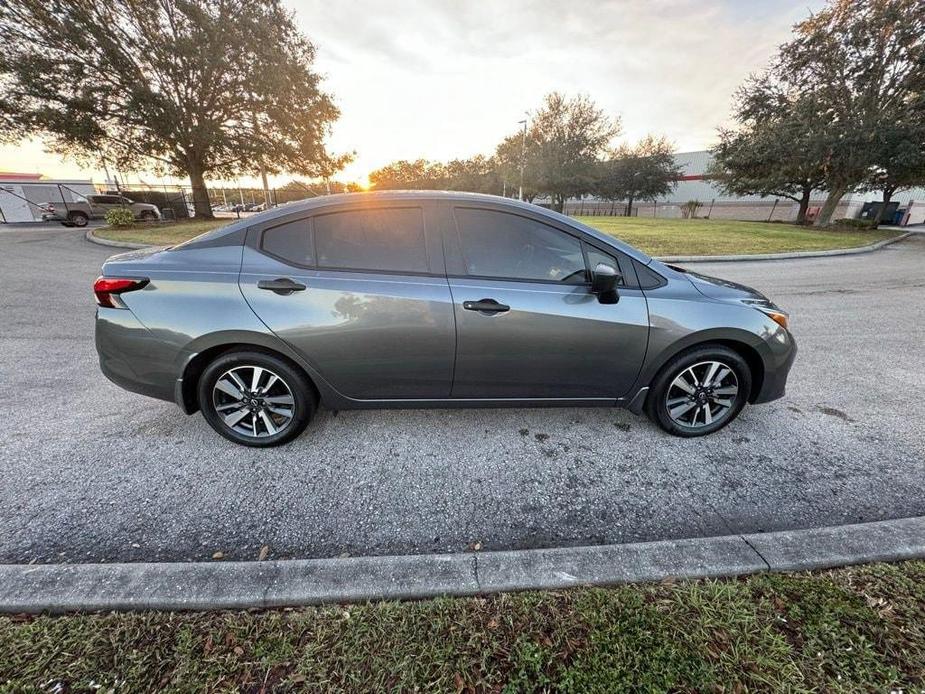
[198, 350, 315, 447]
[646, 345, 751, 437]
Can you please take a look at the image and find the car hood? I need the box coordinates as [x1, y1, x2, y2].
[668, 264, 780, 308]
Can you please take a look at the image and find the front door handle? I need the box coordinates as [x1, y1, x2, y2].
[463, 298, 510, 314]
[257, 278, 307, 295]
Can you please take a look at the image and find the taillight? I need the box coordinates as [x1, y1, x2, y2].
[93, 276, 149, 308]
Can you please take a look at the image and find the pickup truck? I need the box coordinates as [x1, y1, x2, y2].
[41, 194, 161, 227]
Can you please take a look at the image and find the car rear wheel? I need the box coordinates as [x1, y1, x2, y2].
[646, 345, 751, 437]
[68, 211, 89, 227]
[198, 350, 315, 447]
[139, 210, 158, 221]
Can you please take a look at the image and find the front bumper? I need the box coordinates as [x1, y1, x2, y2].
[752, 331, 797, 404]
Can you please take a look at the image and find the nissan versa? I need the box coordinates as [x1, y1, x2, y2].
[94, 191, 795, 447]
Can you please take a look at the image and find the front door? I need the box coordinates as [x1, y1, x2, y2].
[445, 206, 649, 399]
[239, 204, 456, 400]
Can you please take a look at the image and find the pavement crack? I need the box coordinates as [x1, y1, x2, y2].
[740, 534, 771, 570]
[472, 553, 482, 591]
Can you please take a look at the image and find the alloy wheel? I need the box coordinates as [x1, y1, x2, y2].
[665, 360, 739, 429]
[212, 365, 295, 438]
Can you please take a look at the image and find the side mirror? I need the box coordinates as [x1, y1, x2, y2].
[591, 263, 621, 304]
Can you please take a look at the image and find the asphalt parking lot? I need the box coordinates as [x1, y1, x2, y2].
[0, 226, 923, 564]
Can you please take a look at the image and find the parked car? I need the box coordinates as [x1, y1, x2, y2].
[94, 191, 795, 447]
[42, 194, 161, 227]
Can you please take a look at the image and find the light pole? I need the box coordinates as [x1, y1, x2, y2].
[518, 118, 527, 201]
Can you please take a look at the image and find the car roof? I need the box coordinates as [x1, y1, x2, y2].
[189, 190, 651, 263]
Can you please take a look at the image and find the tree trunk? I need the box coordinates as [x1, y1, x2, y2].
[872, 188, 894, 229]
[796, 186, 812, 225]
[552, 193, 564, 213]
[187, 163, 214, 219]
[626, 195, 634, 218]
[813, 184, 848, 227]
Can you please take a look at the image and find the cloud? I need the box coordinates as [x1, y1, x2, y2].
[293, 0, 824, 179]
[3, 0, 825, 183]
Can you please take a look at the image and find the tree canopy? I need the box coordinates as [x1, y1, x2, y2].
[593, 136, 680, 216]
[0, 0, 348, 217]
[711, 78, 830, 224]
[742, 0, 925, 226]
[368, 156, 500, 194]
[498, 92, 620, 211]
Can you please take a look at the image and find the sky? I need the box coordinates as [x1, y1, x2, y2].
[0, 0, 824, 187]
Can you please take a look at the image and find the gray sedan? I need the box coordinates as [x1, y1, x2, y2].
[94, 191, 795, 447]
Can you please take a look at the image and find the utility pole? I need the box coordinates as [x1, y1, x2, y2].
[518, 118, 527, 201]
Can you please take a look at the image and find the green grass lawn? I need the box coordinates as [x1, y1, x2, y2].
[93, 215, 899, 257]
[94, 218, 229, 245]
[2, 561, 924, 691]
[578, 216, 897, 256]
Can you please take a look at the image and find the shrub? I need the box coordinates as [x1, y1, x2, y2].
[681, 200, 703, 219]
[105, 207, 135, 227]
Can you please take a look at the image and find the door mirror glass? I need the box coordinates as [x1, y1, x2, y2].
[591, 263, 621, 303]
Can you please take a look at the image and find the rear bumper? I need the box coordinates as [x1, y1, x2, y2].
[752, 331, 797, 404]
[95, 307, 178, 404]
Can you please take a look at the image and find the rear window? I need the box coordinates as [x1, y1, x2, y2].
[314, 208, 428, 273]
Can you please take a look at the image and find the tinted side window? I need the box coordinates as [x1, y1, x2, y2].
[262, 218, 314, 266]
[314, 208, 428, 273]
[585, 245, 626, 286]
[455, 208, 585, 283]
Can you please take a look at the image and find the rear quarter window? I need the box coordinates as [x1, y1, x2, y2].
[261, 218, 314, 266]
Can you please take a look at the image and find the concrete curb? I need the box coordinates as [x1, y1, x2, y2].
[85, 228, 150, 250]
[2, 516, 923, 613]
[657, 231, 912, 263]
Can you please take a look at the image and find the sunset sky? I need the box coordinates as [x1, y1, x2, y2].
[0, 0, 823, 187]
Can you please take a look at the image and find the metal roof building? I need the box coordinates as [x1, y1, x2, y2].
[0, 173, 97, 223]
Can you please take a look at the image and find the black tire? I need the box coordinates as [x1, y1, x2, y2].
[139, 210, 157, 221]
[68, 212, 89, 227]
[645, 344, 751, 437]
[198, 350, 315, 447]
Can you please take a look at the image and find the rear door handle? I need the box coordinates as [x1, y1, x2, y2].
[463, 298, 510, 314]
[257, 278, 307, 295]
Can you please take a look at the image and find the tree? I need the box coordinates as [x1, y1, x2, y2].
[368, 155, 502, 194]
[497, 93, 620, 211]
[861, 120, 925, 227]
[368, 160, 444, 189]
[593, 135, 680, 217]
[441, 155, 501, 194]
[0, 0, 348, 218]
[711, 77, 829, 224]
[774, 0, 925, 226]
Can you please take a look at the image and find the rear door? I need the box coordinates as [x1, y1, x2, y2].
[239, 202, 456, 400]
[89, 195, 122, 218]
[444, 205, 649, 399]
